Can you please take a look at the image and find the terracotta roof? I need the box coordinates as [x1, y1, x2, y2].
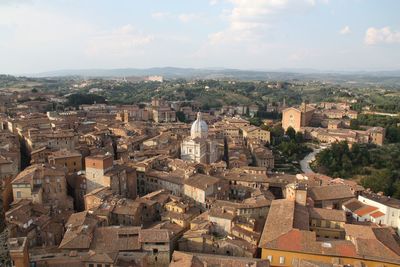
[308, 207, 346, 222]
[48, 149, 81, 159]
[12, 164, 66, 184]
[84, 251, 118, 264]
[345, 224, 400, 261]
[259, 199, 295, 247]
[259, 200, 400, 265]
[354, 205, 378, 216]
[219, 170, 269, 183]
[293, 205, 310, 231]
[184, 174, 220, 190]
[90, 226, 141, 252]
[59, 211, 99, 249]
[138, 229, 171, 243]
[112, 199, 142, 215]
[370, 210, 385, 218]
[171, 251, 270, 267]
[146, 169, 184, 185]
[6, 201, 49, 226]
[209, 208, 236, 220]
[342, 198, 365, 212]
[308, 185, 354, 201]
[170, 251, 204, 267]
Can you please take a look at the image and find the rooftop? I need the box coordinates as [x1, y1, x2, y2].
[360, 192, 400, 209]
[138, 229, 171, 243]
[184, 174, 220, 190]
[259, 199, 400, 265]
[308, 184, 354, 201]
[308, 207, 347, 222]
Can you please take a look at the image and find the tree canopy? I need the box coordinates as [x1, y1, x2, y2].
[313, 141, 400, 196]
[66, 93, 106, 107]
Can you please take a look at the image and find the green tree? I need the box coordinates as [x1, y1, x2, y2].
[361, 169, 393, 195]
[249, 117, 262, 127]
[392, 180, 400, 199]
[271, 125, 284, 138]
[342, 154, 352, 172]
[295, 132, 304, 143]
[270, 125, 284, 145]
[176, 111, 186, 123]
[66, 93, 106, 107]
[286, 126, 296, 140]
[386, 126, 400, 143]
[350, 119, 361, 130]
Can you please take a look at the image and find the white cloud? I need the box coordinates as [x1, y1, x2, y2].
[289, 50, 310, 61]
[178, 13, 203, 23]
[365, 26, 400, 45]
[306, 0, 316, 6]
[0, 3, 158, 73]
[0, 0, 32, 6]
[86, 24, 154, 57]
[209, 0, 219, 5]
[339, 25, 351, 35]
[0, 4, 92, 43]
[151, 11, 171, 20]
[208, 0, 318, 44]
[152, 11, 204, 23]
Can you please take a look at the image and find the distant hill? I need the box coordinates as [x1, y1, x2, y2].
[30, 67, 280, 79]
[24, 67, 400, 85]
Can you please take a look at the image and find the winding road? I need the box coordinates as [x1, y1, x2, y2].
[299, 145, 327, 174]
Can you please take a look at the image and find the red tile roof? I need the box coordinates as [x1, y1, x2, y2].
[370, 210, 385, 218]
[354, 205, 378, 216]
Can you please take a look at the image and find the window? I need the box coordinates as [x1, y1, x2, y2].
[88, 264, 94, 267]
[97, 264, 102, 267]
[279, 256, 285, 264]
[267, 256, 272, 263]
[16, 191, 21, 198]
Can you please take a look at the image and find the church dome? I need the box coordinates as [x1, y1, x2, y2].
[191, 112, 208, 139]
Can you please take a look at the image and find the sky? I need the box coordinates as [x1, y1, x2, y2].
[0, 0, 400, 74]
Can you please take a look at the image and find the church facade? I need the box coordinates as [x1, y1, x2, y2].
[181, 112, 218, 164]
